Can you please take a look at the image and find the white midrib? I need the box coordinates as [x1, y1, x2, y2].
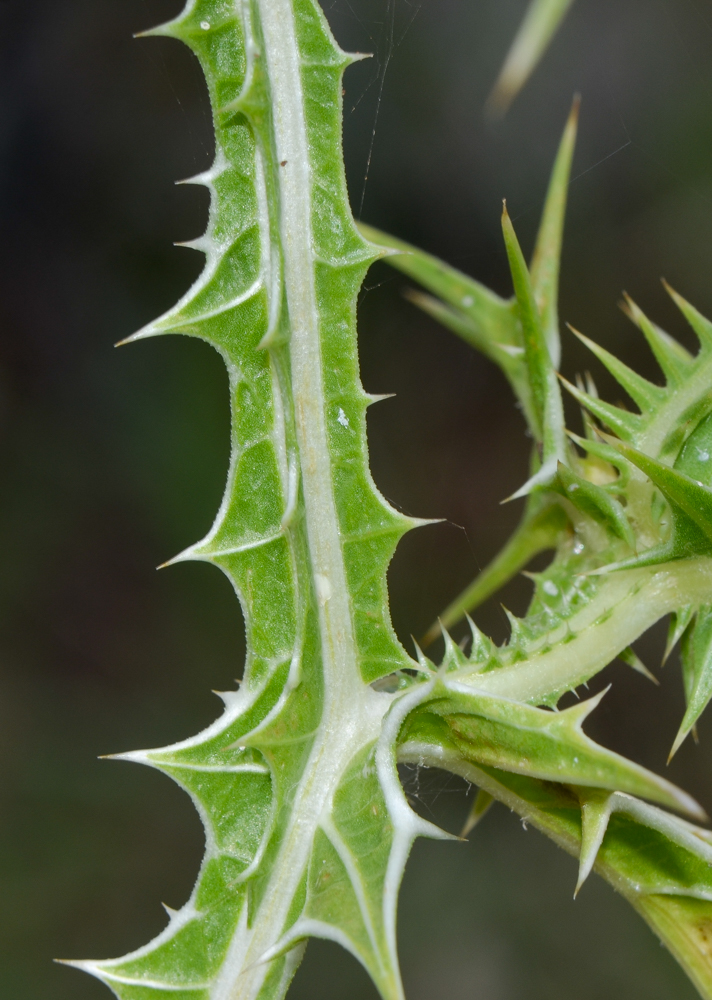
[460, 557, 712, 704]
[213, 2, 386, 998]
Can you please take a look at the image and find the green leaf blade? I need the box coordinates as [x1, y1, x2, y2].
[502, 204, 566, 474]
[424, 684, 703, 818]
[570, 327, 665, 415]
[530, 96, 578, 369]
[560, 376, 644, 441]
[81, 3, 440, 1000]
[623, 295, 693, 387]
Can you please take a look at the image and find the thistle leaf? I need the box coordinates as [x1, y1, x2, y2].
[499, 211, 566, 497]
[366, 83, 712, 996]
[622, 295, 693, 387]
[91, 8, 712, 998]
[78, 4, 448, 999]
[560, 376, 644, 441]
[487, 0, 575, 116]
[529, 96, 579, 370]
[417, 682, 703, 818]
[502, 203, 566, 474]
[569, 326, 665, 415]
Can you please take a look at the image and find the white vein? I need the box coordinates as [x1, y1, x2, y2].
[159, 762, 269, 775]
[375, 680, 454, 982]
[319, 815, 383, 973]
[91, 970, 211, 991]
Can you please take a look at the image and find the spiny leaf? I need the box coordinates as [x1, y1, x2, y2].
[79, 4, 447, 1000]
[94, 8, 712, 998]
[398, 737, 712, 989]
[418, 682, 703, 818]
[529, 95, 579, 369]
[560, 376, 643, 440]
[664, 280, 712, 352]
[623, 294, 693, 386]
[451, 555, 712, 709]
[502, 203, 566, 487]
[487, 0, 575, 116]
[569, 326, 665, 415]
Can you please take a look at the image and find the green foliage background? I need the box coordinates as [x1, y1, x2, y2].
[3, 0, 712, 997]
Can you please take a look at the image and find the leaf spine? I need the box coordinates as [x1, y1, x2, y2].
[622, 293, 692, 384]
[568, 325, 664, 414]
[559, 375, 642, 440]
[664, 280, 712, 351]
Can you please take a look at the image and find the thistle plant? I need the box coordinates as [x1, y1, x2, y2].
[66, 3, 712, 999]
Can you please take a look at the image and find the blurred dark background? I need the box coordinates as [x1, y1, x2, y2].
[2, 0, 712, 997]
